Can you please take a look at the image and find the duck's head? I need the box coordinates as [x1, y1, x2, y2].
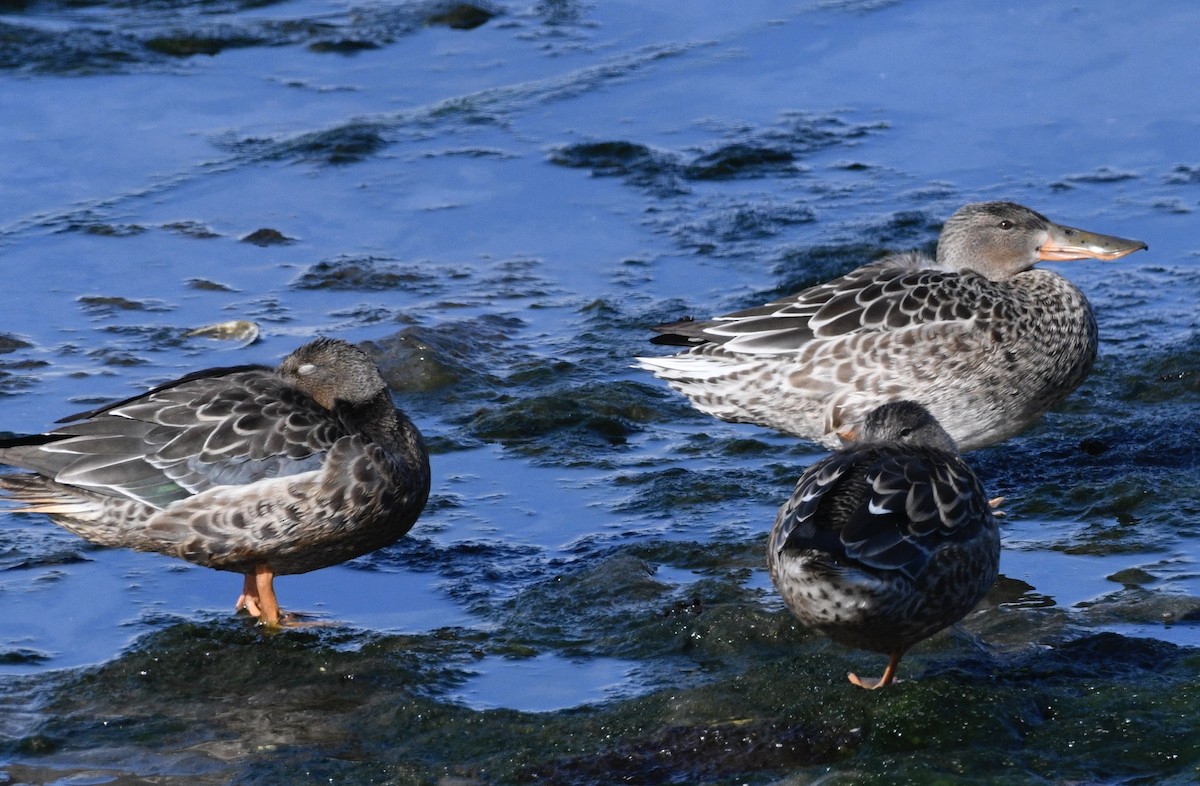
[840, 400, 959, 455]
[936, 201, 1147, 281]
[280, 337, 388, 411]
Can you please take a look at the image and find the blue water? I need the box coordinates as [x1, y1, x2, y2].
[1, 1, 1198, 782]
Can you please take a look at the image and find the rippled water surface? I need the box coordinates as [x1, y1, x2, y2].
[1, 1, 1199, 783]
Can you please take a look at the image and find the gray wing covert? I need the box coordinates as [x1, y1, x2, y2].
[25, 369, 343, 510]
[698, 266, 994, 355]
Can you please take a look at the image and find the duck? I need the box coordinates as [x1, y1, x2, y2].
[638, 202, 1147, 451]
[767, 400, 999, 689]
[0, 337, 430, 627]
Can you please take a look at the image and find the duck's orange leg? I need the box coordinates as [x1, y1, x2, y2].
[253, 564, 282, 627]
[236, 573, 262, 617]
[848, 649, 905, 690]
[235, 564, 282, 627]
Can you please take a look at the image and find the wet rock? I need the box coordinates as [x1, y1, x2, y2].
[549, 140, 667, 175]
[240, 227, 294, 246]
[988, 574, 1057, 607]
[612, 465, 767, 512]
[426, 4, 496, 30]
[307, 39, 379, 53]
[0, 333, 31, 354]
[465, 380, 655, 454]
[683, 143, 797, 180]
[370, 536, 543, 613]
[186, 278, 238, 292]
[1151, 198, 1192, 214]
[283, 121, 389, 165]
[0, 23, 154, 75]
[1081, 586, 1200, 627]
[0, 356, 47, 397]
[766, 111, 887, 153]
[359, 316, 527, 411]
[548, 141, 686, 195]
[518, 720, 858, 785]
[0, 1, 504, 76]
[366, 327, 475, 393]
[76, 295, 173, 314]
[222, 122, 390, 165]
[498, 554, 669, 644]
[0, 648, 51, 666]
[1164, 163, 1200, 184]
[1062, 166, 1140, 184]
[1106, 567, 1156, 587]
[6, 583, 1200, 785]
[1012, 631, 1183, 681]
[558, 113, 889, 193]
[292, 255, 434, 291]
[162, 220, 220, 239]
[144, 29, 265, 57]
[73, 222, 147, 237]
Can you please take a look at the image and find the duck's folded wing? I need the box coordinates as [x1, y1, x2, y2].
[0, 369, 343, 510]
[673, 266, 993, 356]
[772, 452, 856, 558]
[838, 453, 990, 580]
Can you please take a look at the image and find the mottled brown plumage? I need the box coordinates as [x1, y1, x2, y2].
[0, 337, 430, 626]
[639, 202, 1147, 450]
[768, 401, 999, 688]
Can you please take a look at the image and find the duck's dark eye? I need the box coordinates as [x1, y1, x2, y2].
[998, 220, 1014, 230]
[899, 427, 913, 438]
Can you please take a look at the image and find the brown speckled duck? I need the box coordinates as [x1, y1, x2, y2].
[768, 400, 999, 689]
[639, 202, 1147, 451]
[0, 337, 430, 627]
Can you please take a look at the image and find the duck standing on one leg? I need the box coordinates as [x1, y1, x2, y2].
[768, 400, 999, 689]
[639, 202, 1147, 451]
[0, 337, 430, 627]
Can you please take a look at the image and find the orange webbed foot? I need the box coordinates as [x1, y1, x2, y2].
[847, 672, 898, 690]
[234, 565, 283, 627]
[988, 496, 1006, 518]
[235, 570, 331, 629]
[848, 651, 904, 689]
[236, 574, 264, 617]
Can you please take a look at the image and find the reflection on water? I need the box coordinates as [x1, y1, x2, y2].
[2, 0, 1200, 782]
[451, 653, 643, 712]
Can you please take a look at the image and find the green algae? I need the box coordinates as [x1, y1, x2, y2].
[466, 380, 659, 455]
[5, 593, 1200, 784]
[8, 527, 1200, 786]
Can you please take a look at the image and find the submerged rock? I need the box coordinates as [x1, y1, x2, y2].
[240, 228, 294, 246]
[426, 3, 496, 30]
